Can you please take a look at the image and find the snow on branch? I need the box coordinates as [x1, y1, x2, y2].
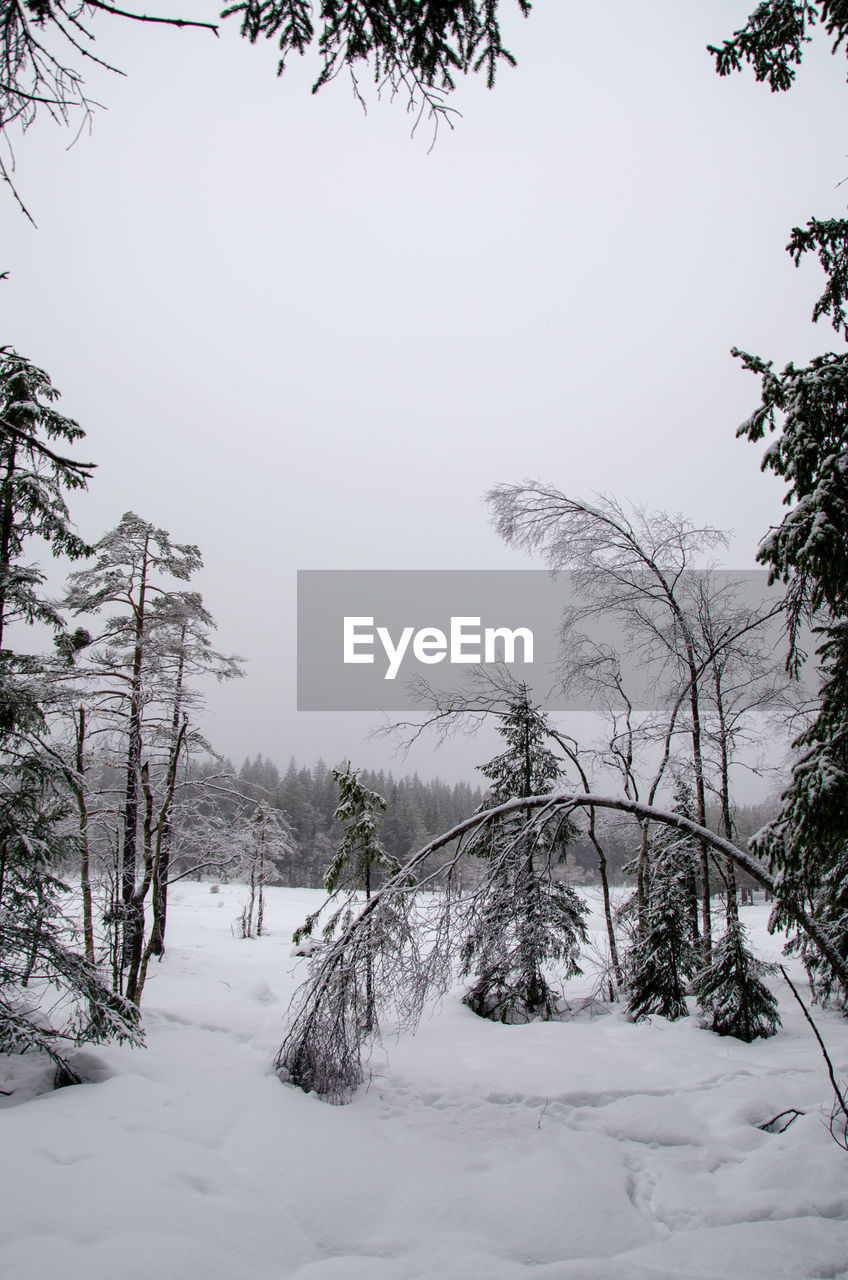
[275, 791, 848, 1103]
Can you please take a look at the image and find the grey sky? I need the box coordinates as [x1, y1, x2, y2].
[1, 1, 844, 787]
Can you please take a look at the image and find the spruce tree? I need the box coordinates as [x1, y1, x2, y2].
[0, 351, 140, 1080]
[627, 852, 699, 1023]
[625, 775, 701, 1021]
[461, 686, 587, 1023]
[735, 246, 848, 1000]
[294, 765, 404, 1033]
[693, 917, 781, 1042]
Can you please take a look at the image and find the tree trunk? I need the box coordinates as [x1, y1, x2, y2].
[686, 652, 711, 957]
[0, 440, 18, 650]
[151, 635, 187, 956]
[75, 706, 95, 964]
[713, 663, 738, 926]
[588, 821, 623, 991]
[119, 531, 150, 984]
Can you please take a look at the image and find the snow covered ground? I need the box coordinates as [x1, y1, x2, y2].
[2, 884, 848, 1280]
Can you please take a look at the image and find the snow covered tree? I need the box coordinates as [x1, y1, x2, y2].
[277, 786, 848, 1103]
[63, 515, 242, 1003]
[461, 686, 587, 1023]
[655, 775, 702, 947]
[488, 487, 731, 956]
[0, 348, 92, 652]
[293, 765, 404, 1033]
[735, 247, 848, 1002]
[0, 351, 139, 1079]
[627, 838, 699, 1023]
[140, 591, 243, 957]
[693, 916, 781, 1042]
[233, 804, 291, 941]
[294, 763, 401, 944]
[324, 764, 399, 902]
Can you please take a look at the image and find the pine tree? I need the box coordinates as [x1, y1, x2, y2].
[461, 686, 587, 1023]
[693, 916, 781, 1041]
[64, 513, 205, 1000]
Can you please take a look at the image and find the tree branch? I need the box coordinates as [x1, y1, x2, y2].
[83, 1, 219, 34]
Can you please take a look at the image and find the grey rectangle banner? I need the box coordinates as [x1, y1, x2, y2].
[297, 570, 784, 712]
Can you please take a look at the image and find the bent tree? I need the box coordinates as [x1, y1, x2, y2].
[277, 790, 848, 1103]
[487, 487, 729, 954]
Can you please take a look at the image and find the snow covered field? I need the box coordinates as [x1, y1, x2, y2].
[2, 884, 848, 1280]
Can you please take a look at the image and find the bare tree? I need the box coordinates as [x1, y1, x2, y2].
[487, 484, 790, 958]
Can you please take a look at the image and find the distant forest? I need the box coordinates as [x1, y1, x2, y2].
[218, 756, 487, 888]
[202, 756, 777, 895]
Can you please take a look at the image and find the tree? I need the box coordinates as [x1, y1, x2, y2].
[232, 803, 291, 940]
[698, 0, 848, 1005]
[488, 485, 733, 954]
[140, 590, 243, 955]
[0, 0, 533, 216]
[64, 513, 207, 999]
[0, 351, 139, 1081]
[735, 335, 848, 1001]
[324, 765, 395, 897]
[708, 2, 848, 94]
[5, 0, 848, 222]
[623, 773, 703, 1023]
[276, 787, 848, 1103]
[0, 347, 92, 651]
[294, 764, 402, 1032]
[460, 685, 587, 1022]
[627, 845, 698, 1023]
[693, 916, 781, 1042]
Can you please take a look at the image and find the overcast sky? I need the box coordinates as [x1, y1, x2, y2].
[1, 0, 845, 788]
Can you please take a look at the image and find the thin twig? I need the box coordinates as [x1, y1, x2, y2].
[779, 964, 848, 1139]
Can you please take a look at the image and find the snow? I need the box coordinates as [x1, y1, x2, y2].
[2, 884, 848, 1280]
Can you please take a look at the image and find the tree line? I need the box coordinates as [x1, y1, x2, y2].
[219, 754, 486, 888]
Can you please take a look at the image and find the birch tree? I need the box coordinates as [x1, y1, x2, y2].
[488, 486, 727, 953]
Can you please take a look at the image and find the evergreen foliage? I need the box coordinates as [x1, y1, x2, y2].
[294, 763, 402, 946]
[789, 845, 848, 1005]
[710, 0, 848, 1007]
[693, 917, 781, 1042]
[324, 764, 397, 897]
[0, 351, 140, 1077]
[461, 687, 587, 1023]
[735, 248, 848, 1000]
[226, 0, 531, 93]
[627, 849, 699, 1023]
[709, 2, 848, 93]
[227, 755, 484, 888]
[0, 348, 92, 649]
